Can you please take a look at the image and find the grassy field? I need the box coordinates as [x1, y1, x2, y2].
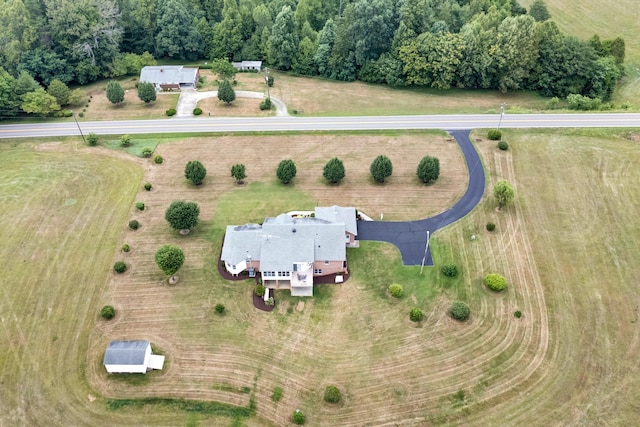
[3, 128, 639, 425]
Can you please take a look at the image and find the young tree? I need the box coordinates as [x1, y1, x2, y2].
[417, 155, 440, 184]
[165, 200, 200, 232]
[154, 244, 185, 283]
[210, 58, 237, 80]
[231, 164, 246, 184]
[323, 157, 345, 184]
[106, 80, 125, 104]
[184, 160, 207, 185]
[494, 180, 515, 209]
[276, 159, 297, 184]
[370, 155, 393, 183]
[217, 79, 236, 104]
[137, 81, 156, 103]
[47, 79, 70, 106]
[21, 88, 60, 116]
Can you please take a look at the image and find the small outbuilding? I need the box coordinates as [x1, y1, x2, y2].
[232, 61, 262, 72]
[103, 340, 165, 374]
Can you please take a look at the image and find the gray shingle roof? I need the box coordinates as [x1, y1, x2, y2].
[139, 66, 198, 85]
[260, 237, 314, 271]
[103, 340, 149, 366]
[315, 206, 357, 235]
[220, 225, 262, 265]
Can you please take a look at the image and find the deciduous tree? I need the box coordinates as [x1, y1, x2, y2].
[184, 160, 207, 185]
[370, 155, 392, 183]
[276, 159, 297, 184]
[493, 179, 515, 209]
[47, 79, 70, 106]
[231, 164, 246, 184]
[21, 88, 60, 115]
[155, 0, 202, 60]
[154, 244, 185, 282]
[165, 200, 200, 231]
[137, 81, 156, 103]
[106, 80, 125, 104]
[323, 157, 345, 184]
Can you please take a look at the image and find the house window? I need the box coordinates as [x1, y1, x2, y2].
[324, 260, 329, 265]
[277, 271, 290, 277]
[263, 271, 275, 277]
[314, 269, 322, 274]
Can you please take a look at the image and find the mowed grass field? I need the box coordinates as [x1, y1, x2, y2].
[2, 128, 640, 425]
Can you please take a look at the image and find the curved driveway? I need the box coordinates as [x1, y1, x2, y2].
[358, 130, 483, 266]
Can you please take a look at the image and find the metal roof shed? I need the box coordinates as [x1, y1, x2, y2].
[103, 340, 165, 374]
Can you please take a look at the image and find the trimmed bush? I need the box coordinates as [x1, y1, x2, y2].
[324, 385, 342, 403]
[486, 222, 496, 231]
[128, 220, 140, 230]
[135, 202, 145, 211]
[119, 134, 132, 147]
[100, 305, 116, 319]
[185, 160, 207, 185]
[260, 97, 272, 110]
[388, 283, 404, 298]
[122, 244, 130, 252]
[144, 182, 152, 191]
[266, 297, 274, 306]
[255, 284, 266, 297]
[87, 133, 99, 146]
[271, 387, 284, 402]
[78, 112, 84, 117]
[441, 264, 458, 277]
[409, 307, 424, 322]
[292, 409, 305, 425]
[113, 261, 127, 274]
[141, 147, 153, 157]
[215, 303, 225, 314]
[449, 301, 471, 321]
[193, 107, 202, 115]
[153, 155, 164, 164]
[514, 310, 522, 318]
[484, 273, 507, 292]
[166, 108, 177, 116]
[488, 129, 502, 140]
[497, 141, 509, 151]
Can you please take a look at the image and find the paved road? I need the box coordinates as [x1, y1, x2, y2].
[357, 130, 484, 266]
[1, 113, 639, 139]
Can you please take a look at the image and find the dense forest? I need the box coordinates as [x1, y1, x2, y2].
[0, 0, 626, 117]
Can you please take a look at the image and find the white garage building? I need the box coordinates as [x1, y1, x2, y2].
[103, 340, 165, 374]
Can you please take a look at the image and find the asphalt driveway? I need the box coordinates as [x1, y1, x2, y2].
[357, 129, 485, 266]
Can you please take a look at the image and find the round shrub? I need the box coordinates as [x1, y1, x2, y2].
[260, 97, 272, 110]
[119, 134, 132, 147]
[193, 107, 203, 115]
[484, 273, 507, 292]
[324, 385, 342, 403]
[128, 220, 140, 230]
[409, 307, 424, 322]
[449, 301, 471, 321]
[100, 305, 115, 319]
[153, 155, 164, 164]
[514, 310, 522, 318]
[87, 133, 99, 146]
[113, 261, 127, 274]
[255, 284, 266, 297]
[487, 129, 502, 140]
[144, 182, 152, 191]
[215, 303, 225, 314]
[292, 409, 305, 425]
[486, 222, 496, 231]
[265, 297, 274, 306]
[389, 283, 404, 298]
[122, 244, 130, 252]
[78, 112, 84, 118]
[497, 141, 509, 151]
[141, 147, 153, 157]
[441, 264, 458, 277]
[135, 201, 145, 211]
[166, 108, 177, 116]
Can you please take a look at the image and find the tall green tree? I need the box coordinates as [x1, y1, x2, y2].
[494, 179, 515, 209]
[276, 159, 297, 184]
[231, 163, 246, 184]
[268, 6, 298, 70]
[155, 0, 202, 60]
[137, 81, 156, 103]
[19, 49, 73, 85]
[292, 36, 318, 75]
[47, 79, 70, 106]
[399, 32, 465, 89]
[370, 155, 392, 183]
[416, 155, 440, 184]
[347, 0, 398, 66]
[154, 244, 185, 282]
[13, 71, 40, 101]
[210, 58, 237, 80]
[21, 88, 60, 116]
[106, 80, 125, 104]
[323, 157, 345, 184]
[0, 67, 19, 118]
[528, 0, 550, 22]
[217, 79, 236, 104]
[314, 19, 336, 78]
[185, 160, 207, 185]
[0, 0, 38, 74]
[211, 0, 244, 60]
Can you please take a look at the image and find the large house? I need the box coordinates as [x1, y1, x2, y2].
[103, 340, 165, 374]
[220, 206, 357, 297]
[139, 66, 199, 91]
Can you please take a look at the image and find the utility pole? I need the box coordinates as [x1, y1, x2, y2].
[265, 67, 270, 99]
[420, 230, 430, 274]
[498, 102, 506, 130]
[72, 111, 87, 148]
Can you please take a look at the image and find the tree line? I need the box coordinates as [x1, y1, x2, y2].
[0, 0, 626, 118]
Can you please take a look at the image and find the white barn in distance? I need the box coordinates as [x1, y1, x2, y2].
[103, 340, 165, 374]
